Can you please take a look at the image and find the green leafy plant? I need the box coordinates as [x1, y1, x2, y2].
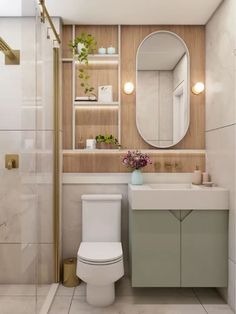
[95, 134, 105, 143]
[95, 134, 120, 148]
[69, 33, 97, 98]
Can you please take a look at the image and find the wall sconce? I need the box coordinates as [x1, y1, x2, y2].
[192, 82, 205, 95]
[124, 82, 134, 95]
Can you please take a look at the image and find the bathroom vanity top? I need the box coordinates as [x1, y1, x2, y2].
[128, 183, 228, 210]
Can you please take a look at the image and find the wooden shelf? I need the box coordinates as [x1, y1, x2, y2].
[62, 25, 121, 151]
[75, 54, 119, 62]
[74, 101, 119, 107]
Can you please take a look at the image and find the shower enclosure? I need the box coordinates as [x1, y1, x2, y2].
[0, 1, 61, 313]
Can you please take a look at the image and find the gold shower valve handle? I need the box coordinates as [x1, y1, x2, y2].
[7, 160, 13, 170]
[5, 154, 19, 170]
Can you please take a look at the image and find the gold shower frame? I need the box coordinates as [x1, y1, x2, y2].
[0, 37, 20, 65]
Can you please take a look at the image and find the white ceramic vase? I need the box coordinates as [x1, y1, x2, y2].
[77, 43, 86, 54]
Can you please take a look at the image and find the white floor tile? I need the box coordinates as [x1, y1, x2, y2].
[0, 296, 37, 314]
[193, 288, 225, 304]
[56, 284, 75, 296]
[49, 295, 72, 314]
[74, 282, 86, 296]
[69, 296, 206, 314]
[202, 304, 234, 314]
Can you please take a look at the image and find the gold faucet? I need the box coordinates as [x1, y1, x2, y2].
[164, 161, 173, 170]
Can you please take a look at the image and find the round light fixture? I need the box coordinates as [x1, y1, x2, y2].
[192, 82, 205, 95]
[124, 82, 134, 95]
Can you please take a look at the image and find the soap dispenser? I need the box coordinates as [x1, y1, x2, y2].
[192, 165, 202, 185]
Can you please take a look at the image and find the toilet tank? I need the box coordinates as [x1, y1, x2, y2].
[81, 194, 122, 242]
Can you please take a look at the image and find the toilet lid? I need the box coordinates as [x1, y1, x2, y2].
[78, 242, 123, 263]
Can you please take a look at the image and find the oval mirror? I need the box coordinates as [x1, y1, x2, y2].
[136, 31, 190, 148]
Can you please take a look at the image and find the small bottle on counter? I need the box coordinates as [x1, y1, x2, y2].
[202, 172, 209, 183]
[192, 165, 202, 185]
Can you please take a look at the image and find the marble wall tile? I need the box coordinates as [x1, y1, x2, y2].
[38, 244, 54, 284]
[228, 259, 235, 311]
[0, 244, 37, 284]
[0, 18, 37, 131]
[206, 0, 236, 131]
[62, 184, 129, 273]
[206, 1, 236, 310]
[206, 125, 236, 262]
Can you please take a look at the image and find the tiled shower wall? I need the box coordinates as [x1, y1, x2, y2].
[206, 0, 236, 310]
[0, 17, 54, 283]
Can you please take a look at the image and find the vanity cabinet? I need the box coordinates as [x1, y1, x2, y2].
[181, 210, 228, 287]
[130, 210, 180, 287]
[129, 209, 228, 287]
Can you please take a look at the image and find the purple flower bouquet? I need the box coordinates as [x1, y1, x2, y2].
[122, 150, 152, 170]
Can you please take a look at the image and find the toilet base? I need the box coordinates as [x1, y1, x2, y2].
[86, 283, 115, 307]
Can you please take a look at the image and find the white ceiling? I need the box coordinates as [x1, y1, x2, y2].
[46, 0, 223, 25]
[138, 32, 186, 70]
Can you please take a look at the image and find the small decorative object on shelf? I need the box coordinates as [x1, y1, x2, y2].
[69, 33, 97, 100]
[95, 134, 120, 149]
[107, 46, 116, 54]
[98, 47, 106, 54]
[86, 139, 96, 150]
[75, 96, 97, 102]
[122, 150, 152, 185]
[98, 85, 113, 103]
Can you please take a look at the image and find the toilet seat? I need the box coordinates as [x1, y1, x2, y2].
[78, 242, 123, 265]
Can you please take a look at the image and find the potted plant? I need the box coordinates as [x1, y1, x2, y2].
[95, 134, 120, 149]
[69, 33, 97, 100]
[122, 150, 152, 185]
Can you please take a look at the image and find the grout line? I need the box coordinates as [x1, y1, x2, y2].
[192, 288, 208, 314]
[206, 122, 236, 133]
[67, 291, 74, 314]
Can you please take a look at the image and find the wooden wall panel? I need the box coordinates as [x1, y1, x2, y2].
[62, 62, 73, 149]
[62, 25, 73, 58]
[62, 25, 206, 173]
[63, 151, 205, 173]
[121, 25, 205, 149]
[75, 25, 118, 53]
[75, 107, 118, 149]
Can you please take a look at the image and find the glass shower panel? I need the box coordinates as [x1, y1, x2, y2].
[35, 2, 55, 285]
[0, 16, 38, 313]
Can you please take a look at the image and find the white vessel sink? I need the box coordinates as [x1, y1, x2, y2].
[128, 183, 228, 210]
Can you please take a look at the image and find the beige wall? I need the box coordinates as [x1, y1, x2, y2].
[206, 0, 236, 309]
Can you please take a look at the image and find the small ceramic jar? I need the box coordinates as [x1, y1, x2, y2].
[98, 47, 106, 54]
[107, 46, 116, 54]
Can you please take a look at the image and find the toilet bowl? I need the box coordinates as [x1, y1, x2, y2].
[76, 194, 124, 307]
[77, 242, 124, 306]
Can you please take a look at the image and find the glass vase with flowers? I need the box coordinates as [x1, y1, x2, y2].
[122, 150, 152, 185]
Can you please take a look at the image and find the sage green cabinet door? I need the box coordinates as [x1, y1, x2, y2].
[131, 210, 180, 287]
[181, 210, 228, 287]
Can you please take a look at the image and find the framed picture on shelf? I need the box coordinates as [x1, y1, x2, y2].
[98, 85, 113, 103]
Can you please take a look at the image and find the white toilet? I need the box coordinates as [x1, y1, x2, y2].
[77, 194, 124, 307]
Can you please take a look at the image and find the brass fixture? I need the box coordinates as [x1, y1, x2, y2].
[0, 37, 20, 65]
[164, 161, 173, 170]
[174, 162, 182, 171]
[53, 47, 61, 282]
[154, 161, 161, 170]
[5, 154, 19, 170]
[39, 0, 61, 44]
